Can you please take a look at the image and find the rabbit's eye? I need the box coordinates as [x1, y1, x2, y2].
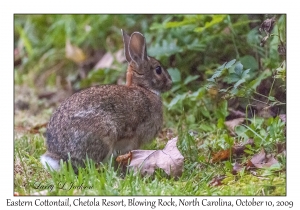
[155, 66, 162, 75]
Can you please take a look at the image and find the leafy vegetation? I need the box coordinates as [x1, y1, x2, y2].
[14, 14, 286, 195]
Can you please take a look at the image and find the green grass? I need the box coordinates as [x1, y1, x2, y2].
[14, 126, 286, 196]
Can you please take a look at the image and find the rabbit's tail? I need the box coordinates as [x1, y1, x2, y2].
[40, 152, 61, 171]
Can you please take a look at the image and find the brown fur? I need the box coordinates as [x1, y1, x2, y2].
[41, 30, 172, 170]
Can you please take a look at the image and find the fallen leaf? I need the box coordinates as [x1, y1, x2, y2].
[116, 151, 132, 165]
[279, 114, 286, 123]
[15, 99, 29, 110]
[14, 125, 28, 134]
[211, 149, 231, 163]
[38, 88, 73, 107]
[260, 35, 269, 47]
[209, 175, 226, 186]
[211, 139, 254, 163]
[259, 16, 276, 47]
[233, 139, 254, 156]
[278, 45, 286, 56]
[14, 123, 48, 135]
[128, 137, 184, 178]
[158, 128, 175, 140]
[232, 162, 244, 175]
[258, 106, 276, 118]
[29, 123, 48, 134]
[225, 117, 245, 135]
[276, 142, 286, 154]
[65, 39, 86, 64]
[247, 148, 279, 169]
[250, 170, 257, 176]
[228, 108, 246, 119]
[94, 52, 114, 69]
[259, 16, 276, 35]
[94, 49, 125, 70]
[38, 92, 56, 100]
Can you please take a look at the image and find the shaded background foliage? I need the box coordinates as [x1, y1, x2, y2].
[14, 15, 285, 98]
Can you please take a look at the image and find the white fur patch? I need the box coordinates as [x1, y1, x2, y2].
[40, 154, 61, 171]
[149, 89, 160, 96]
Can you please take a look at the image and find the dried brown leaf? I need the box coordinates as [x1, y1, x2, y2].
[65, 39, 86, 63]
[94, 49, 125, 70]
[276, 142, 286, 154]
[94, 52, 114, 69]
[233, 139, 254, 156]
[232, 162, 244, 175]
[278, 45, 286, 56]
[116, 151, 132, 165]
[279, 114, 286, 123]
[228, 109, 246, 119]
[30, 123, 48, 134]
[158, 128, 175, 140]
[14, 123, 48, 135]
[211, 149, 231, 163]
[225, 117, 245, 135]
[259, 16, 276, 47]
[260, 36, 269, 47]
[259, 16, 276, 35]
[128, 137, 184, 178]
[209, 175, 226, 187]
[261, 155, 278, 168]
[247, 148, 279, 169]
[15, 100, 29, 110]
[211, 139, 254, 163]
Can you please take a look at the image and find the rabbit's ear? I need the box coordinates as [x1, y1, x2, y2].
[129, 32, 148, 65]
[121, 29, 131, 63]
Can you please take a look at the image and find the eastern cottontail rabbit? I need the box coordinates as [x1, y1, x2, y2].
[41, 30, 172, 171]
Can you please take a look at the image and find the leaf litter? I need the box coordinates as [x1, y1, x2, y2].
[117, 137, 184, 178]
[211, 139, 254, 163]
[246, 148, 279, 169]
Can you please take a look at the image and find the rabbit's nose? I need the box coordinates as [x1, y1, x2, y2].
[166, 79, 173, 91]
